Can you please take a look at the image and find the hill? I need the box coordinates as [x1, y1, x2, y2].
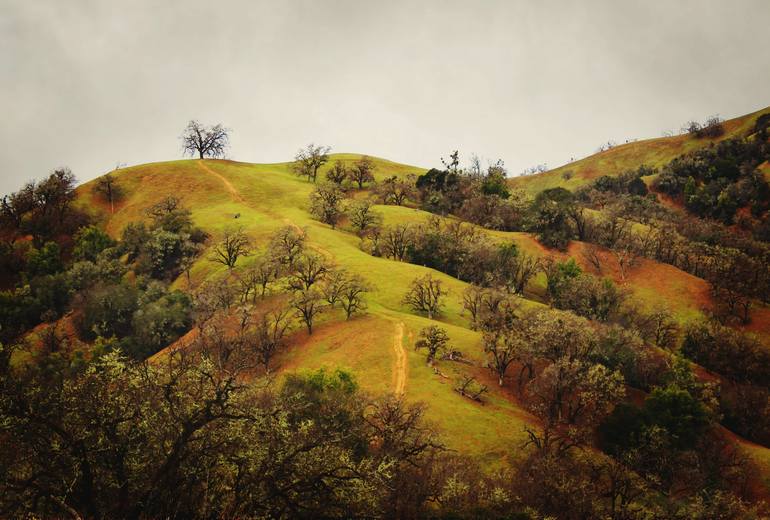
[4, 112, 770, 517]
[72, 149, 770, 469]
[510, 105, 770, 195]
[75, 155, 536, 459]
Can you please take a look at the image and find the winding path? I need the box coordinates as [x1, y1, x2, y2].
[198, 161, 245, 203]
[392, 321, 407, 395]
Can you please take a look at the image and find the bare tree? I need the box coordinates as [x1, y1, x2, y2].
[402, 273, 445, 319]
[145, 195, 182, 219]
[495, 249, 541, 295]
[347, 199, 383, 238]
[309, 183, 345, 229]
[293, 143, 331, 182]
[268, 225, 306, 269]
[613, 235, 640, 281]
[582, 243, 603, 273]
[348, 155, 376, 189]
[287, 253, 329, 292]
[462, 286, 512, 331]
[455, 375, 488, 402]
[375, 175, 417, 206]
[321, 268, 349, 307]
[94, 173, 122, 214]
[246, 306, 294, 373]
[482, 329, 519, 387]
[291, 289, 325, 334]
[239, 255, 278, 302]
[648, 306, 679, 348]
[382, 224, 412, 261]
[414, 325, 449, 365]
[326, 160, 348, 186]
[211, 227, 252, 269]
[181, 120, 230, 159]
[339, 274, 370, 319]
[467, 154, 483, 179]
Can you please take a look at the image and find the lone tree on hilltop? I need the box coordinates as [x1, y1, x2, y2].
[181, 120, 230, 159]
[293, 143, 331, 182]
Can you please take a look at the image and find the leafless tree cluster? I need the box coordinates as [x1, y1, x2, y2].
[374, 175, 418, 205]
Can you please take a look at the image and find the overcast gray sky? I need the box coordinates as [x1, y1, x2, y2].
[1, 0, 769, 194]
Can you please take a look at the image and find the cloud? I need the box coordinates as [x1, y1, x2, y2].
[1, 0, 768, 194]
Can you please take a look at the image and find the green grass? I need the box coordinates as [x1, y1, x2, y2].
[510, 106, 770, 196]
[74, 146, 770, 475]
[76, 154, 535, 458]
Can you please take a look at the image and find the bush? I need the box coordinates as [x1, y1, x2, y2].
[73, 225, 115, 262]
[26, 241, 63, 277]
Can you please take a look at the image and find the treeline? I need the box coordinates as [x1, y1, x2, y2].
[654, 132, 770, 224]
[0, 168, 86, 247]
[0, 189, 206, 356]
[404, 277, 765, 518]
[2, 325, 764, 519]
[0, 345, 449, 518]
[306, 151, 770, 449]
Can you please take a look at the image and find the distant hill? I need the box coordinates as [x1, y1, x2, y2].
[510, 105, 770, 195]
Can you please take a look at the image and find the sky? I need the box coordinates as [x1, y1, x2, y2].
[1, 0, 769, 194]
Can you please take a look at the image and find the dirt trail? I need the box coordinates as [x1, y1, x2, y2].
[392, 321, 407, 395]
[198, 161, 245, 203]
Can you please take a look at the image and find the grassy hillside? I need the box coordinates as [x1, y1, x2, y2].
[76, 155, 534, 459]
[74, 150, 770, 482]
[510, 105, 770, 195]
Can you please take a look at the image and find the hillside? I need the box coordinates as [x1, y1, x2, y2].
[75, 156, 536, 459]
[4, 115, 770, 517]
[71, 151, 770, 470]
[510, 105, 770, 195]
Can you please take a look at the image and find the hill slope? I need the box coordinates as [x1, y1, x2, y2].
[73, 149, 770, 480]
[510, 105, 770, 195]
[76, 155, 536, 459]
